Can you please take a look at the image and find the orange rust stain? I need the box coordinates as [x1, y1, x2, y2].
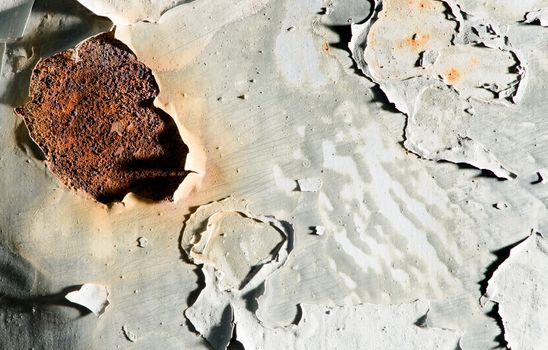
[417, 0, 430, 9]
[407, 0, 434, 10]
[469, 56, 480, 66]
[445, 67, 460, 84]
[402, 32, 431, 50]
[321, 40, 330, 54]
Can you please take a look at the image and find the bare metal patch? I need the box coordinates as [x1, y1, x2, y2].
[15, 32, 189, 203]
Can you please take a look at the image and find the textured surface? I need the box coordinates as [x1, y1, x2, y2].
[0, 0, 547, 349]
[15, 33, 188, 203]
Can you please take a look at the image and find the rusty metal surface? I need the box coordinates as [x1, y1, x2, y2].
[15, 33, 188, 203]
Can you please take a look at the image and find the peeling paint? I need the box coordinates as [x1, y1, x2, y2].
[349, 0, 527, 176]
[2, 0, 548, 348]
[486, 232, 548, 350]
[64, 283, 110, 317]
[182, 197, 294, 349]
[188, 211, 285, 290]
[524, 8, 548, 27]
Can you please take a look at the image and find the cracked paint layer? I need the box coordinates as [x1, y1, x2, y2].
[486, 232, 548, 350]
[349, 0, 527, 178]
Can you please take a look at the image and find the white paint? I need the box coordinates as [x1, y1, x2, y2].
[65, 283, 110, 317]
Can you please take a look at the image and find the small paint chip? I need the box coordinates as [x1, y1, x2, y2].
[297, 178, 322, 192]
[532, 169, 548, 184]
[493, 203, 509, 210]
[137, 237, 148, 248]
[65, 283, 110, 317]
[122, 325, 137, 342]
[418, 50, 439, 68]
[523, 9, 548, 27]
[311, 226, 326, 236]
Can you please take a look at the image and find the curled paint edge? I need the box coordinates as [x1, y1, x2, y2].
[484, 231, 543, 349]
[404, 134, 517, 180]
[523, 9, 548, 27]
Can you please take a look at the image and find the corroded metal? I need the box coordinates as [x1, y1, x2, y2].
[15, 33, 188, 203]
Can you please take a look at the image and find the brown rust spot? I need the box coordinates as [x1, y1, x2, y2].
[444, 67, 460, 84]
[15, 32, 189, 203]
[417, 0, 430, 9]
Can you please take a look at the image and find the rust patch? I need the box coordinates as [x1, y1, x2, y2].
[15, 32, 189, 203]
[444, 67, 461, 84]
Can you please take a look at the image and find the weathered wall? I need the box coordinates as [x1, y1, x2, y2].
[1, 0, 547, 349]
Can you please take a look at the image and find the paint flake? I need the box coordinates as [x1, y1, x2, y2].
[297, 178, 322, 192]
[137, 237, 148, 248]
[188, 211, 285, 290]
[122, 325, 137, 342]
[311, 225, 326, 236]
[403, 83, 516, 180]
[523, 9, 548, 26]
[65, 283, 110, 317]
